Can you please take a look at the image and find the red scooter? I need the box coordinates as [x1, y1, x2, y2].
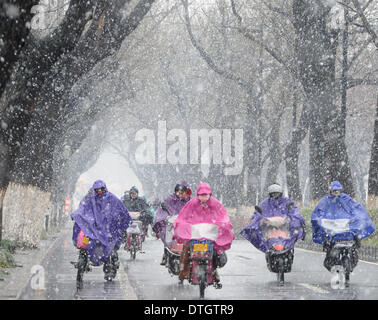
[187, 223, 222, 299]
[125, 212, 144, 260]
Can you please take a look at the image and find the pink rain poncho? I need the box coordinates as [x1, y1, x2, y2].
[173, 182, 234, 254]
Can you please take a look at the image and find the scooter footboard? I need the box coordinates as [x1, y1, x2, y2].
[165, 247, 181, 276]
[266, 249, 294, 273]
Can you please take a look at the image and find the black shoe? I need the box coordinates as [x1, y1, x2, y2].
[214, 275, 222, 289]
[160, 255, 167, 266]
[104, 270, 116, 281]
[105, 275, 113, 281]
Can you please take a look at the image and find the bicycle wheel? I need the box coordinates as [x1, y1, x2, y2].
[130, 235, 137, 260]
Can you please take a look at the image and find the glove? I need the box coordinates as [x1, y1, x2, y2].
[354, 235, 361, 248]
[161, 202, 168, 212]
[141, 211, 153, 224]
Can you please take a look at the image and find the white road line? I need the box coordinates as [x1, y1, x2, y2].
[358, 260, 378, 266]
[298, 283, 330, 294]
[296, 247, 378, 266]
[118, 259, 138, 300]
[295, 247, 323, 255]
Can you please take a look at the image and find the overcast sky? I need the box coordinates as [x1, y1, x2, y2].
[72, 152, 142, 208]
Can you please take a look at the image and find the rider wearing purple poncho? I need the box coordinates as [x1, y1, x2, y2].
[72, 180, 132, 274]
[152, 181, 191, 265]
[241, 184, 306, 253]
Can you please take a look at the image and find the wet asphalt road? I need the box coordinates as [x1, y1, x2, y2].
[18, 221, 378, 300]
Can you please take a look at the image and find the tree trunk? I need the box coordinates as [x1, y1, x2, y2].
[0, 0, 94, 188]
[0, 187, 6, 242]
[0, 0, 155, 245]
[0, 0, 39, 98]
[264, 119, 282, 190]
[368, 96, 378, 208]
[10, 0, 155, 190]
[308, 118, 328, 200]
[285, 82, 306, 201]
[292, 0, 354, 200]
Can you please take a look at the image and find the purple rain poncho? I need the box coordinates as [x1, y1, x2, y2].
[72, 180, 132, 266]
[152, 182, 191, 246]
[241, 196, 306, 253]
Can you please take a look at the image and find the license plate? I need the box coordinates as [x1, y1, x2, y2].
[193, 243, 208, 252]
[334, 241, 354, 248]
[82, 236, 89, 245]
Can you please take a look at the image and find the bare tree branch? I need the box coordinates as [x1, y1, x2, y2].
[180, 0, 250, 90]
[351, 0, 378, 49]
[229, 0, 298, 78]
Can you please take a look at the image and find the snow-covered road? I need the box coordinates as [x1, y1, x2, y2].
[18, 222, 378, 300]
[125, 238, 378, 300]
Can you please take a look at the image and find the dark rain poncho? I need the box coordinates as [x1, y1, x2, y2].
[72, 180, 132, 266]
[241, 196, 306, 253]
[311, 193, 375, 244]
[152, 182, 191, 246]
[122, 194, 153, 225]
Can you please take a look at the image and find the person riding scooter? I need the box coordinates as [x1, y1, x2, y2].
[311, 181, 375, 274]
[240, 183, 306, 284]
[71, 180, 132, 281]
[173, 182, 234, 288]
[122, 186, 153, 244]
[153, 182, 191, 265]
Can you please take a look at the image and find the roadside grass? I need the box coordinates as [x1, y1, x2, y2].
[0, 239, 36, 270]
[0, 240, 17, 269]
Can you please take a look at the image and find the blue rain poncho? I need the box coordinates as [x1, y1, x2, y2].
[311, 193, 375, 244]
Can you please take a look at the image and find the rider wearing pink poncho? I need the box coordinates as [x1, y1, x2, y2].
[173, 182, 234, 284]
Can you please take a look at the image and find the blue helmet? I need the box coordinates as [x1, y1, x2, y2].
[329, 181, 343, 191]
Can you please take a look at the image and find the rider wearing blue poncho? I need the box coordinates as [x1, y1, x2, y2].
[311, 181, 374, 244]
[311, 181, 375, 271]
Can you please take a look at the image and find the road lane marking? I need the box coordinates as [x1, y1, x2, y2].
[298, 283, 330, 294]
[295, 248, 324, 255]
[118, 259, 138, 300]
[236, 255, 253, 260]
[296, 248, 378, 266]
[357, 260, 378, 266]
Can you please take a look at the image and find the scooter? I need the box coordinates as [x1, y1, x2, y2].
[125, 212, 144, 260]
[72, 248, 91, 292]
[320, 218, 360, 288]
[256, 206, 294, 286]
[72, 231, 120, 291]
[71, 230, 91, 291]
[164, 241, 184, 276]
[162, 214, 183, 276]
[187, 223, 221, 299]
